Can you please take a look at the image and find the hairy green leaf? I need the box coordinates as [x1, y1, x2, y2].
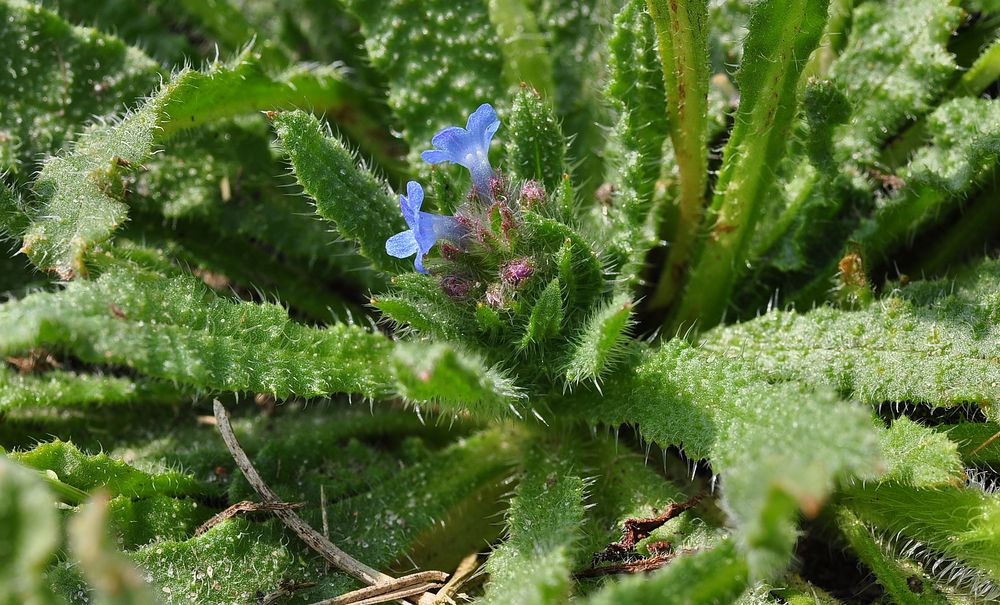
[392, 341, 525, 417]
[274, 109, 407, 273]
[521, 277, 564, 347]
[701, 259, 1000, 407]
[0, 266, 393, 398]
[832, 507, 947, 605]
[603, 0, 670, 288]
[481, 443, 586, 604]
[0, 0, 160, 183]
[22, 52, 360, 278]
[507, 86, 567, 192]
[563, 293, 634, 386]
[341, 0, 504, 164]
[845, 483, 1000, 584]
[10, 440, 204, 500]
[0, 457, 62, 605]
[0, 365, 180, 412]
[563, 339, 879, 577]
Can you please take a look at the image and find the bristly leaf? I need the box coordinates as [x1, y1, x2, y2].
[563, 339, 879, 578]
[10, 440, 205, 501]
[602, 0, 671, 289]
[845, 483, 1000, 585]
[506, 86, 567, 192]
[535, 0, 617, 199]
[832, 507, 949, 605]
[668, 0, 831, 330]
[0, 457, 62, 605]
[0, 0, 160, 184]
[0, 365, 181, 412]
[391, 341, 525, 418]
[520, 278, 564, 348]
[563, 293, 634, 386]
[274, 110, 407, 273]
[851, 97, 1000, 267]
[480, 442, 587, 604]
[21, 51, 360, 279]
[877, 417, 964, 487]
[0, 265, 394, 399]
[700, 259, 1000, 408]
[340, 0, 505, 166]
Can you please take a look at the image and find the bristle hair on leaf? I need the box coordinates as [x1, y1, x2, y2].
[563, 293, 635, 385]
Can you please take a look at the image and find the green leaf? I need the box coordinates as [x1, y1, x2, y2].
[373, 273, 476, 341]
[563, 293, 634, 386]
[852, 97, 1000, 267]
[391, 341, 525, 418]
[563, 339, 879, 578]
[669, 0, 830, 329]
[0, 0, 160, 183]
[831, 507, 947, 605]
[69, 494, 158, 605]
[21, 51, 361, 278]
[10, 440, 204, 500]
[0, 265, 394, 399]
[877, 417, 964, 487]
[602, 0, 671, 288]
[828, 0, 962, 166]
[341, 0, 504, 165]
[506, 86, 567, 192]
[535, 0, 616, 200]
[489, 0, 555, 94]
[520, 277, 564, 348]
[845, 483, 1000, 584]
[700, 259, 1000, 408]
[583, 540, 748, 605]
[0, 365, 181, 412]
[940, 422, 1000, 466]
[273, 109, 407, 273]
[326, 427, 519, 568]
[480, 442, 587, 604]
[0, 456, 62, 605]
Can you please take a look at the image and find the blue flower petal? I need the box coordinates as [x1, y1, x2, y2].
[421, 149, 453, 164]
[421, 104, 501, 197]
[385, 230, 419, 258]
[398, 181, 424, 227]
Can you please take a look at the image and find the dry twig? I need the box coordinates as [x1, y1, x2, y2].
[194, 500, 304, 536]
[212, 399, 391, 585]
[310, 571, 449, 605]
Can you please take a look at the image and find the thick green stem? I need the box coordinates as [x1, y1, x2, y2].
[668, 0, 831, 332]
[831, 507, 947, 605]
[645, 0, 710, 310]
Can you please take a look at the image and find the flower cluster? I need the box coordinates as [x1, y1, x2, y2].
[385, 104, 500, 273]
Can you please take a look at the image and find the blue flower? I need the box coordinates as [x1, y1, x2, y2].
[421, 103, 500, 197]
[385, 181, 464, 273]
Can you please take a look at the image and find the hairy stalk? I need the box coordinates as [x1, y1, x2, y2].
[645, 0, 709, 311]
[668, 0, 830, 331]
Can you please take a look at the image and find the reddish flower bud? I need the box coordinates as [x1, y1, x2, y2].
[519, 180, 546, 209]
[440, 275, 472, 299]
[501, 258, 534, 286]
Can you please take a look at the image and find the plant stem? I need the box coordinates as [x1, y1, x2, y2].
[645, 0, 710, 311]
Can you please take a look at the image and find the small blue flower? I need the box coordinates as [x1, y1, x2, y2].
[421, 103, 500, 197]
[385, 181, 464, 273]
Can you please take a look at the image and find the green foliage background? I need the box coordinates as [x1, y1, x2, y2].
[1, 0, 999, 603]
